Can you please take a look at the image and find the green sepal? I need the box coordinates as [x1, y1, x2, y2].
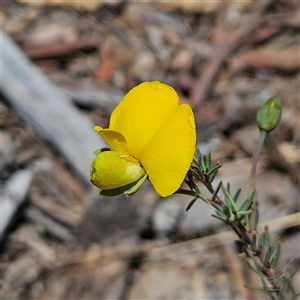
[100, 181, 138, 196]
[100, 173, 147, 197]
[125, 174, 147, 196]
[93, 148, 111, 156]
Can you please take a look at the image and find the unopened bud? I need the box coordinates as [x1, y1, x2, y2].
[256, 96, 281, 132]
[90, 151, 145, 190]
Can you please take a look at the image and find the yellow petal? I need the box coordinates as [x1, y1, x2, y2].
[140, 103, 196, 197]
[94, 126, 130, 155]
[109, 81, 179, 160]
[90, 151, 145, 190]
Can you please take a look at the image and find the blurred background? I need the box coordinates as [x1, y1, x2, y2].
[1, 1, 299, 299]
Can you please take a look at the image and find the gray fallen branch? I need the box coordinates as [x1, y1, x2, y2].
[25, 207, 72, 242]
[1, 169, 33, 239]
[0, 30, 106, 185]
[58, 84, 124, 113]
[30, 193, 81, 228]
[11, 224, 56, 261]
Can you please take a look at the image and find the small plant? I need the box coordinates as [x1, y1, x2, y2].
[90, 82, 298, 299]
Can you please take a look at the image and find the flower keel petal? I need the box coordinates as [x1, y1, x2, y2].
[90, 151, 145, 190]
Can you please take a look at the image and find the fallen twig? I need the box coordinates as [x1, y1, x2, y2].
[22, 36, 98, 60]
[0, 30, 106, 185]
[236, 46, 300, 71]
[190, 0, 272, 109]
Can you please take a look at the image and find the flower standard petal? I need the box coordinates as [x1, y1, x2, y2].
[108, 81, 179, 160]
[140, 103, 196, 197]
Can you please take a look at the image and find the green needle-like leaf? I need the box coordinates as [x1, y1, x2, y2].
[186, 198, 198, 211]
[210, 201, 224, 213]
[244, 284, 266, 291]
[238, 197, 250, 212]
[206, 152, 212, 169]
[265, 226, 271, 247]
[264, 245, 273, 266]
[289, 293, 300, 300]
[207, 164, 222, 177]
[232, 188, 241, 203]
[211, 181, 222, 202]
[246, 260, 265, 278]
[251, 208, 259, 230]
[260, 232, 267, 248]
[212, 213, 228, 222]
[237, 210, 252, 216]
[222, 185, 238, 211]
[215, 210, 228, 219]
[269, 240, 281, 268]
[200, 154, 206, 171]
[227, 182, 231, 194]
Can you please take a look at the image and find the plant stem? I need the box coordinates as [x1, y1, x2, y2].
[250, 130, 267, 192]
[175, 188, 198, 198]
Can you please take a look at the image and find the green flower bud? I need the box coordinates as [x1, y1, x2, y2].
[256, 96, 281, 132]
[90, 151, 145, 190]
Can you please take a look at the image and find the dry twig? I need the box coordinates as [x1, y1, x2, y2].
[190, 0, 272, 108]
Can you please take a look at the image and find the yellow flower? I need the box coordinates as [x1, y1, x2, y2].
[90, 81, 196, 197]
